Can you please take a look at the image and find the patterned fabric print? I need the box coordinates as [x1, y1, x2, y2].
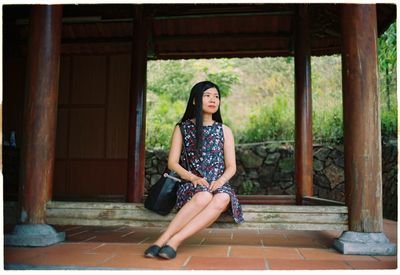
[175, 119, 244, 224]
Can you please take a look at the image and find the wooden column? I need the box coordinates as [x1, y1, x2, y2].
[127, 5, 148, 203]
[341, 4, 383, 232]
[19, 5, 63, 224]
[294, 5, 313, 204]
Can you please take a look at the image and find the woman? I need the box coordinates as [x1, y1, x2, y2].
[144, 81, 244, 260]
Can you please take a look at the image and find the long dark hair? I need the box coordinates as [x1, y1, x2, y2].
[179, 81, 223, 154]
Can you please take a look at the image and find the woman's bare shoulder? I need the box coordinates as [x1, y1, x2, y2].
[222, 124, 233, 136]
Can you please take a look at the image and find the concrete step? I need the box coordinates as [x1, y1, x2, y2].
[4, 200, 349, 231]
[46, 201, 349, 231]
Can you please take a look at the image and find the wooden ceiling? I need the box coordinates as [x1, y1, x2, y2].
[3, 4, 396, 59]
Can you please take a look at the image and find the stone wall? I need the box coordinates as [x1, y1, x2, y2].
[145, 141, 397, 220]
[382, 141, 398, 221]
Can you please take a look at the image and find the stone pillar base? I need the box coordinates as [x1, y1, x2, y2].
[5, 224, 65, 247]
[333, 231, 396, 256]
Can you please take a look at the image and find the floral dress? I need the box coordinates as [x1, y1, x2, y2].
[175, 119, 244, 224]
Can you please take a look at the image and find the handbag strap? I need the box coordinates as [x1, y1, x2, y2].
[178, 123, 190, 170]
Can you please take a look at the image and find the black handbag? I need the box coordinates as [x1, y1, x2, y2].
[144, 124, 189, 216]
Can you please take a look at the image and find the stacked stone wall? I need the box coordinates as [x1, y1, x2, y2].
[145, 141, 397, 220]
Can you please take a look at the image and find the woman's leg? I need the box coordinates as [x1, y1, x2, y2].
[166, 192, 231, 250]
[152, 191, 213, 247]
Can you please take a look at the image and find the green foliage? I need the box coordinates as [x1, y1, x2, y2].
[202, 58, 240, 98]
[146, 22, 396, 149]
[378, 21, 397, 112]
[378, 22, 396, 72]
[378, 21, 397, 140]
[147, 60, 195, 101]
[381, 108, 398, 139]
[312, 106, 343, 142]
[238, 179, 258, 195]
[146, 95, 185, 149]
[206, 71, 239, 98]
[310, 55, 344, 142]
[146, 58, 240, 148]
[238, 95, 294, 143]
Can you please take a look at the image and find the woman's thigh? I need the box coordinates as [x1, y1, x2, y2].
[186, 190, 213, 208]
[210, 192, 231, 212]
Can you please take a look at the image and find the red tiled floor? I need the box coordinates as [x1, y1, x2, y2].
[259, 233, 287, 242]
[268, 259, 353, 270]
[201, 235, 233, 245]
[230, 246, 303, 260]
[231, 228, 259, 237]
[4, 248, 47, 264]
[89, 243, 151, 255]
[178, 245, 230, 257]
[184, 256, 266, 270]
[35, 243, 101, 254]
[208, 228, 233, 235]
[298, 247, 381, 261]
[225, 236, 263, 246]
[180, 236, 205, 246]
[262, 237, 324, 248]
[99, 253, 187, 269]
[119, 231, 160, 244]
[20, 251, 114, 267]
[346, 260, 397, 269]
[5, 242, 101, 264]
[4, 220, 397, 270]
[373, 255, 398, 262]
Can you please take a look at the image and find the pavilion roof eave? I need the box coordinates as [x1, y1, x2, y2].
[3, 3, 396, 59]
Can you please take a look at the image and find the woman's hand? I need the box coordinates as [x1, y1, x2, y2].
[209, 176, 227, 192]
[190, 175, 209, 188]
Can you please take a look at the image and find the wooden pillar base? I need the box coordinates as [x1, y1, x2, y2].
[5, 224, 65, 247]
[333, 231, 396, 256]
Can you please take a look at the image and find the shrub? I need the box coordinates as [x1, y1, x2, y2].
[381, 107, 398, 139]
[237, 95, 294, 143]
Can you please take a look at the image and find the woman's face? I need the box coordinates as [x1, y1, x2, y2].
[202, 87, 220, 115]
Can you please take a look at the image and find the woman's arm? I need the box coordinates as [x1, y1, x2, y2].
[167, 125, 209, 187]
[210, 125, 237, 191]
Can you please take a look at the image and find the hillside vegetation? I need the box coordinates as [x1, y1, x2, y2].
[146, 22, 397, 149]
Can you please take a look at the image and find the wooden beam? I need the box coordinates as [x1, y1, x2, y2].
[341, 4, 383, 232]
[237, 195, 296, 205]
[19, 5, 63, 224]
[157, 32, 291, 42]
[153, 11, 293, 20]
[152, 5, 294, 20]
[156, 49, 291, 59]
[43, 31, 291, 45]
[294, 5, 313, 204]
[127, 5, 148, 203]
[303, 196, 346, 206]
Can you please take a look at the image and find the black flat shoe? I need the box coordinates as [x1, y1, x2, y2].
[144, 245, 161, 258]
[158, 245, 177, 259]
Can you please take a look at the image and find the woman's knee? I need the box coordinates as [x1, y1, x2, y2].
[191, 191, 213, 207]
[210, 193, 230, 212]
